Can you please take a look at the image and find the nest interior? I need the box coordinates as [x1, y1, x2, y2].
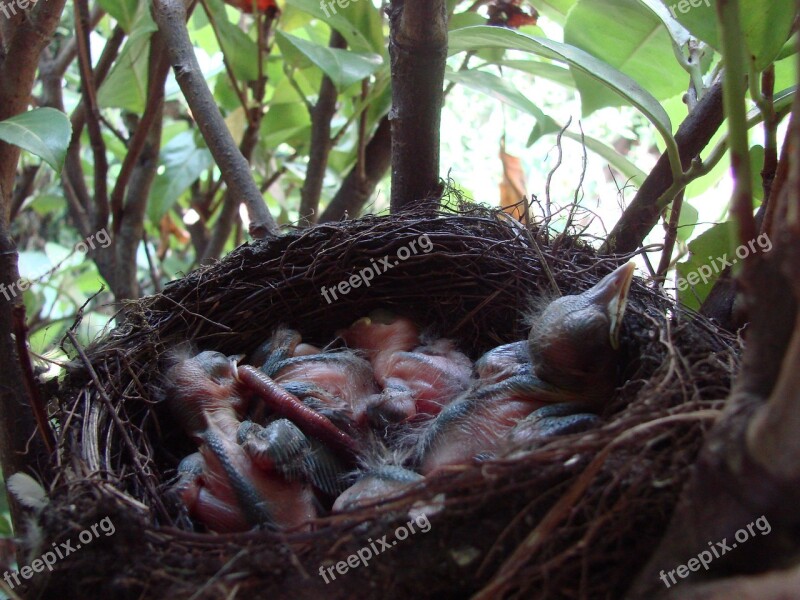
[38, 211, 738, 599]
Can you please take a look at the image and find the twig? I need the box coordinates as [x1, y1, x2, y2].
[12, 306, 55, 454]
[152, 0, 278, 238]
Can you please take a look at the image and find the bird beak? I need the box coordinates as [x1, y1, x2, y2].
[588, 262, 636, 350]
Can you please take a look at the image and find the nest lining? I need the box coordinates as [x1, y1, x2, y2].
[37, 209, 738, 599]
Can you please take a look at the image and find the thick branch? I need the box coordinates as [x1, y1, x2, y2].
[602, 82, 724, 254]
[387, 0, 448, 212]
[319, 115, 391, 222]
[298, 31, 344, 227]
[152, 0, 278, 238]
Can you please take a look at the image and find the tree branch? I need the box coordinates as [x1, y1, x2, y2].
[387, 0, 448, 212]
[152, 0, 278, 238]
[319, 115, 391, 222]
[297, 30, 344, 227]
[602, 81, 725, 254]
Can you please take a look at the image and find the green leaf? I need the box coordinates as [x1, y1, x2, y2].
[740, 0, 795, 71]
[497, 59, 575, 88]
[203, 0, 260, 81]
[284, 0, 377, 53]
[275, 31, 383, 90]
[98, 0, 140, 32]
[565, 0, 687, 114]
[445, 69, 560, 142]
[97, 11, 158, 111]
[660, 0, 795, 70]
[675, 221, 733, 310]
[449, 26, 674, 142]
[0, 108, 71, 171]
[749, 145, 765, 204]
[537, 0, 580, 24]
[148, 131, 214, 222]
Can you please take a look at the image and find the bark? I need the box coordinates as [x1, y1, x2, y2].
[0, 0, 68, 532]
[602, 82, 725, 254]
[319, 116, 392, 222]
[298, 31, 345, 227]
[387, 0, 448, 213]
[152, 0, 278, 239]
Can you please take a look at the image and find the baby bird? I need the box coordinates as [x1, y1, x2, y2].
[166, 352, 317, 532]
[339, 310, 473, 425]
[416, 262, 636, 473]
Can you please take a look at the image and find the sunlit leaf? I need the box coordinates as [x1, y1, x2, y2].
[445, 69, 560, 142]
[148, 131, 214, 222]
[276, 31, 383, 90]
[449, 26, 674, 143]
[565, 0, 686, 114]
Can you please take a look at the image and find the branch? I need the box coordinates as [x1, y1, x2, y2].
[319, 115, 391, 222]
[113, 34, 171, 300]
[601, 81, 725, 254]
[152, 0, 278, 238]
[297, 30, 344, 227]
[387, 0, 448, 212]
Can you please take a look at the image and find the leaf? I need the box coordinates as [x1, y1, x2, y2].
[97, 11, 158, 111]
[276, 31, 383, 90]
[675, 221, 734, 310]
[203, 0, 260, 81]
[444, 69, 560, 142]
[536, 0, 580, 24]
[148, 131, 214, 222]
[0, 108, 71, 171]
[283, 0, 377, 53]
[660, 0, 795, 70]
[497, 59, 575, 88]
[499, 141, 529, 224]
[740, 0, 795, 71]
[564, 0, 687, 114]
[449, 26, 674, 143]
[98, 0, 140, 32]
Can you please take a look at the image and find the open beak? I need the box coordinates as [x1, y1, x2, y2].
[587, 262, 636, 350]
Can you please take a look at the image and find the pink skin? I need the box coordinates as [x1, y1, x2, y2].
[420, 395, 544, 475]
[376, 339, 473, 418]
[237, 365, 361, 459]
[332, 468, 422, 512]
[273, 354, 378, 425]
[339, 313, 473, 420]
[168, 353, 318, 532]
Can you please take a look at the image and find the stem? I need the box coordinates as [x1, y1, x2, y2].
[717, 0, 756, 247]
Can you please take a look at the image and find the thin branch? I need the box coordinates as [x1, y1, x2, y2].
[152, 0, 278, 238]
[298, 30, 345, 227]
[74, 0, 110, 232]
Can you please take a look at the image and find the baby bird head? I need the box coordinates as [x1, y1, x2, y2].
[527, 262, 635, 402]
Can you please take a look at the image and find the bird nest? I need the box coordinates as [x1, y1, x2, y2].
[36, 209, 737, 599]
